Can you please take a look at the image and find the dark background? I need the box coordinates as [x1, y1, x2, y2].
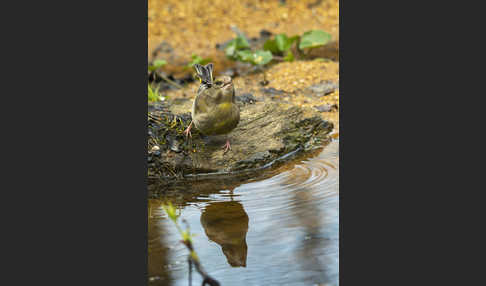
[1, 0, 480, 285]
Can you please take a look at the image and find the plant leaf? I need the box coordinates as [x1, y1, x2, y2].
[148, 59, 167, 72]
[283, 50, 294, 62]
[235, 34, 250, 49]
[252, 50, 273, 65]
[186, 54, 212, 68]
[225, 41, 237, 58]
[275, 34, 290, 52]
[148, 85, 157, 102]
[263, 39, 279, 53]
[299, 30, 331, 50]
[236, 50, 253, 62]
[226, 34, 251, 60]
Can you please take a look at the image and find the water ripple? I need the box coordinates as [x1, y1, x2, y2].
[149, 139, 339, 286]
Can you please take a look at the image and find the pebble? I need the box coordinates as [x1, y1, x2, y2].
[314, 104, 338, 112]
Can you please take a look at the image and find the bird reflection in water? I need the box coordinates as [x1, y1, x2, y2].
[200, 200, 249, 267]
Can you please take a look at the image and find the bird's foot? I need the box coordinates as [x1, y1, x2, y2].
[222, 139, 231, 154]
[183, 121, 193, 138]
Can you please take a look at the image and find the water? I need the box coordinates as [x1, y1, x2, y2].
[148, 139, 339, 286]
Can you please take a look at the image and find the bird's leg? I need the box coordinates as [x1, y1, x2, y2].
[184, 121, 193, 138]
[222, 138, 231, 153]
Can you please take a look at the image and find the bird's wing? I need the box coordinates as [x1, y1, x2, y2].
[193, 91, 210, 114]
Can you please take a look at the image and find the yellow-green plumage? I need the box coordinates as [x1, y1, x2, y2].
[191, 65, 240, 136]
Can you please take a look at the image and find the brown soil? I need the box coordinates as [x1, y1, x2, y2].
[149, 0, 339, 135]
[148, 0, 339, 76]
[165, 60, 339, 131]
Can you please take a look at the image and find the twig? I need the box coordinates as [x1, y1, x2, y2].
[188, 257, 192, 286]
[162, 204, 220, 286]
[183, 240, 220, 286]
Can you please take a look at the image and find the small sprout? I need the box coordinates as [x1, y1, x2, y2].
[299, 30, 332, 50]
[225, 33, 250, 59]
[186, 54, 212, 69]
[162, 202, 178, 221]
[283, 50, 294, 62]
[148, 85, 163, 102]
[148, 59, 167, 72]
[264, 34, 299, 54]
[181, 230, 191, 242]
[275, 34, 298, 52]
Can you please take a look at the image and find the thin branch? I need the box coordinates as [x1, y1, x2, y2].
[182, 240, 220, 286]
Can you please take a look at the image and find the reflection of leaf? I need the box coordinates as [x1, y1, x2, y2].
[299, 30, 331, 50]
[148, 59, 167, 72]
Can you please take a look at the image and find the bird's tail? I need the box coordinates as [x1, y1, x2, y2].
[194, 63, 214, 86]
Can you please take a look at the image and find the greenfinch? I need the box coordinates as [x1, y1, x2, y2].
[184, 63, 240, 153]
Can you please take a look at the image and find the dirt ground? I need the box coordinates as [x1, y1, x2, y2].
[165, 60, 339, 130]
[149, 0, 339, 69]
[149, 0, 339, 132]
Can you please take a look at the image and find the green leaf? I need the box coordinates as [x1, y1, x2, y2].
[186, 54, 212, 68]
[148, 85, 157, 102]
[275, 34, 290, 52]
[289, 35, 300, 44]
[225, 41, 237, 58]
[236, 50, 253, 62]
[299, 30, 331, 50]
[236, 50, 272, 65]
[148, 59, 167, 72]
[263, 39, 279, 53]
[252, 50, 273, 65]
[225, 34, 250, 60]
[283, 50, 294, 62]
[162, 202, 178, 221]
[181, 230, 191, 242]
[235, 34, 250, 49]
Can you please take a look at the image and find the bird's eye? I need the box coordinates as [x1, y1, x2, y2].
[214, 81, 223, 86]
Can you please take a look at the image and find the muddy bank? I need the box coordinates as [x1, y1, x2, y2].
[148, 99, 333, 182]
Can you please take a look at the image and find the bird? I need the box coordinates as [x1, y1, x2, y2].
[184, 63, 240, 153]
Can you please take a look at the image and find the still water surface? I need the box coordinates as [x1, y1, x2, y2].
[149, 139, 339, 286]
